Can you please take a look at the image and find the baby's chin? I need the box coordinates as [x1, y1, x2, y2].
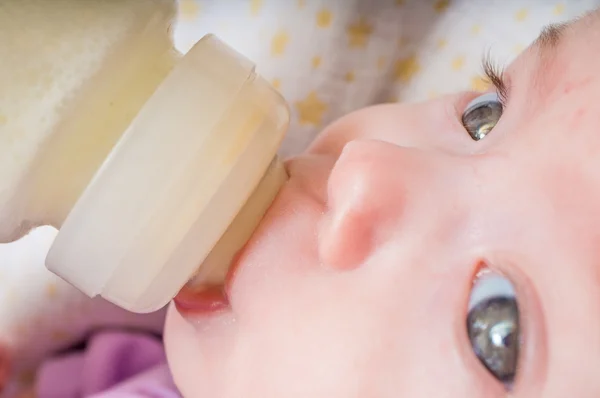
[164, 165, 330, 392]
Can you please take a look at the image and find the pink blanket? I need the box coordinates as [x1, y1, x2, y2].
[35, 331, 180, 397]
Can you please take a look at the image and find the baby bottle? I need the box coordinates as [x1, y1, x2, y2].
[0, 0, 289, 313]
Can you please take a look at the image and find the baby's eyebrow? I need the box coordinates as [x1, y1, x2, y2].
[530, 21, 574, 71]
[519, 22, 571, 102]
[478, 23, 570, 106]
[534, 23, 567, 50]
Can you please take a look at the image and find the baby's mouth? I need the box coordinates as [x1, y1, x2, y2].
[172, 249, 244, 316]
[173, 284, 229, 314]
[173, 158, 288, 316]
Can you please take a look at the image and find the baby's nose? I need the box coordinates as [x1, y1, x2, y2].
[319, 139, 443, 270]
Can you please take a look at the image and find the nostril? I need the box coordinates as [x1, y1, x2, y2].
[318, 140, 408, 270]
[318, 200, 376, 271]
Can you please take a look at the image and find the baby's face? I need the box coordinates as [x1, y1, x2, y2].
[165, 13, 600, 397]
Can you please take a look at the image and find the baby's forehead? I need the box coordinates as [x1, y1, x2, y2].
[506, 11, 600, 109]
[492, 12, 600, 169]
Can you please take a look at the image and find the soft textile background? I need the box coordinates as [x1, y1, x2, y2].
[173, 0, 597, 156]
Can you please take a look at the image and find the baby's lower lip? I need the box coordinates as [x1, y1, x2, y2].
[173, 249, 243, 316]
[173, 284, 229, 315]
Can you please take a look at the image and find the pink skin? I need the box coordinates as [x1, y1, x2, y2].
[0, 345, 10, 392]
[165, 13, 600, 397]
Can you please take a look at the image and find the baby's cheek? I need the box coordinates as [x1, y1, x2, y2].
[166, 227, 494, 396]
[165, 144, 494, 396]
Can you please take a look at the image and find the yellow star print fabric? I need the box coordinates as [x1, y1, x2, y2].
[174, 0, 598, 157]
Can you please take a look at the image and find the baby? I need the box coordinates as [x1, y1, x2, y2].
[3, 2, 599, 397]
[164, 9, 600, 398]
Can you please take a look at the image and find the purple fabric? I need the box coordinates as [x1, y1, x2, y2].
[36, 331, 181, 397]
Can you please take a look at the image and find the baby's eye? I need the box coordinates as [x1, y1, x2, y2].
[461, 92, 503, 141]
[466, 270, 520, 390]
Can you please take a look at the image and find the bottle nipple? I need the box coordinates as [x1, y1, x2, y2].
[1, 1, 290, 313]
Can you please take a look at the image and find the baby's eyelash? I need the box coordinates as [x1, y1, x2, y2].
[481, 54, 509, 106]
